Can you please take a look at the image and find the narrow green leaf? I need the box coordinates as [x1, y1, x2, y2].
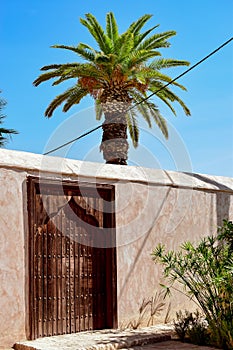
[106, 12, 119, 46]
[128, 14, 153, 35]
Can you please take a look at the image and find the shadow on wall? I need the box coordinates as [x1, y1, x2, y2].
[119, 173, 232, 301]
[118, 187, 172, 300]
[185, 173, 232, 226]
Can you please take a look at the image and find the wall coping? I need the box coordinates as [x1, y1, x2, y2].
[0, 148, 233, 192]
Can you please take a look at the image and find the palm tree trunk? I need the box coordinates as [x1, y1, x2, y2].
[100, 100, 130, 165]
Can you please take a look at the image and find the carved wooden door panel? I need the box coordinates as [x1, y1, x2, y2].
[27, 178, 116, 340]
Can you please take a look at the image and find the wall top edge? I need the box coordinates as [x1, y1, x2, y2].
[0, 149, 233, 192]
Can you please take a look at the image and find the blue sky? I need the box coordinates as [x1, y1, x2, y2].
[1, 0, 233, 177]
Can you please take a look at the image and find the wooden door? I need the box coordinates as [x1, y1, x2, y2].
[27, 177, 117, 339]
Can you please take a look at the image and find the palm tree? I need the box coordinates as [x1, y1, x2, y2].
[0, 92, 18, 147]
[34, 13, 190, 165]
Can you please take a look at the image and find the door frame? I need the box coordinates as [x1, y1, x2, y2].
[27, 176, 117, 339]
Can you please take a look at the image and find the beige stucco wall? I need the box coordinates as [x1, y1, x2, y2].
[0, 149, 233, 348]
[0, 168, 28, 348]
[116, 183, 233, 326]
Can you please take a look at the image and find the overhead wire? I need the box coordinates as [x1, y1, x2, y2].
[43, 37, 233, 156]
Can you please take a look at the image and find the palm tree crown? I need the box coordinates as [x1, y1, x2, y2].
[34, 12, 191, 164]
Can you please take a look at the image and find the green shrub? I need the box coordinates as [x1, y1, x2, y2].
[174, 310, 210, 345]
[187, 310, 210, 346]
[173, 310, 193, 342]
[152, 220, 233, 350]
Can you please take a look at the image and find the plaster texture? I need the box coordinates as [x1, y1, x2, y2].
[116, 184, 233, 325]
[0, 149, 232, 348]
[0, 167, 27, 347]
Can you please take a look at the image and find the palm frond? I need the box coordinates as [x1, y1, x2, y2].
[0, 136, 7, 147]
[75, 44, 96, 61]
[95, 99, 103, 120]
[149, 106, 168, 139]
[149, 58, 189, 70]
[72, 63, 109, 80]
[78, 42, 98, 54]
[163, 88, 191, 116]
[34, 63, 105, 87]
[52, 44, 95, 62]
[45, 86, 77, 117]
[151, 93, 177, 116]
[63, 87, 88, 112]
[151, 83, 191, 116]
[126, 50, 161, 69]
[40, 63, 78, 71]
[126, 109, 139, 147]
[130, 89, 168, 137]
[0, 132, 17, 147]
[0, 96, 18, 147]
[137, 31, 176, 51]
[0, 127, 18, 135]
[33, 70, 64, 86]
[94, 53, 111, 64]
[80, 13, 111, 53]
[106, 12, 119, 47]
[134, 24, 160, 47]
[128, 14, 153, 36]
[129, 88, 147, 102]
[148, 70, 187, 90]
[52, 74, 76, 86]
[136, 103, 153, 128]
[51, 44, 80, 53]
[129, 90, 152, 127]
[116, 31, 134, 61]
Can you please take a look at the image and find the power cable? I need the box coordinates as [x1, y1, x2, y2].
[43, 36, 233, 156]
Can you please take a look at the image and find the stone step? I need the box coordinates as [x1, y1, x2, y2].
[14, 325, 173, 350]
